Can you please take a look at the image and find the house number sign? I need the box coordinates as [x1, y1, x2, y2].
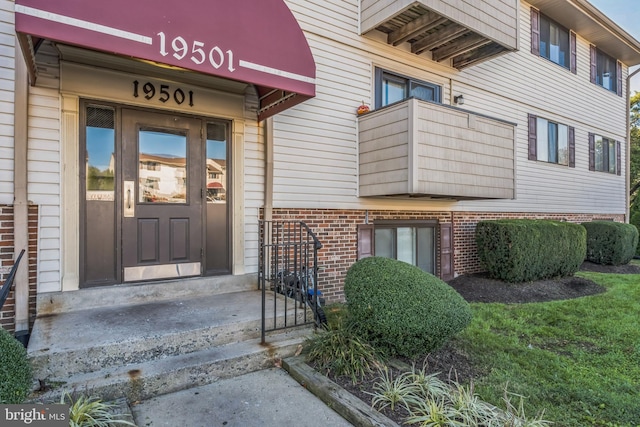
[157, 32, 236, 73]
[133, 80, 194, 107]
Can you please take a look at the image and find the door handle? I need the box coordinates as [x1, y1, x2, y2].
[123, 180, 135, 217]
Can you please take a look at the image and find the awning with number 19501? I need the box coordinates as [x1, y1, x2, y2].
[14, 0, 316, 121]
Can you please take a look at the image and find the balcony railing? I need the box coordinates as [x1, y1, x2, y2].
[358, 98, 515, 200]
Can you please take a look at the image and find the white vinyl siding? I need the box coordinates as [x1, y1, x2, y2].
[4, 0, 630, 294]
[242, 87, 263, 274]
[28, 86, 61, 293]
[272, 0, 628, 215]
[0, 1, 13, 203]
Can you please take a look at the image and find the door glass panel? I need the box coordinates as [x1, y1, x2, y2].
[138, 129, 187, 203]
[382, 75, 406, 106]
[84, 105, 116, 284]
[206, 123, 227, 203]
[86, 106, 115, 200]
[206, 122, 230, 274]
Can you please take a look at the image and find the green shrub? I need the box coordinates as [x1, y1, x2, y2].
[305, 324, 380, 384]
[0, 327, 32, 403]
[582, 221, 639, 265]
[475, 219, 586, 283]
[631, 212, 640, 256]
[62, 391, 136, 427]
[344, 257, 471, 358]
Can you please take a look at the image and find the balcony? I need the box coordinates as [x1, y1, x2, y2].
[361, 0, 518, 68]
[358, 98, 515, 199]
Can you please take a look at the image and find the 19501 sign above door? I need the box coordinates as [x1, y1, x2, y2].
[133, 81, 194, 107]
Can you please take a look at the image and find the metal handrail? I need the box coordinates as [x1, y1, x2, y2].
[0, 249, 26, 311]
[259, 221, 325, 343]
[300, 221, 322, 250]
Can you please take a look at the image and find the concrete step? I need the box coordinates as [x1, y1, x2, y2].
[30, 329, 310, 403]
[29, 289, 311, 379]
[37, 273, 258, 315]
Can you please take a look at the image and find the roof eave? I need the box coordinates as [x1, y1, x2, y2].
[528, 0, 640, 66]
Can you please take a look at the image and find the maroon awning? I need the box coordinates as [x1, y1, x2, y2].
[15, 0, 316, 120]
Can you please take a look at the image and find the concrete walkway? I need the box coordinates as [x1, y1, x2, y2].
[131, 368, 354, 427]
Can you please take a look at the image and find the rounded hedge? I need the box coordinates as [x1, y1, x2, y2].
[0, 327, 32, 403]
[631, 211, 640, 256]
[475, 219, 586, 283]
[344, 257, 472, 358]
[582, 221, 639, 265]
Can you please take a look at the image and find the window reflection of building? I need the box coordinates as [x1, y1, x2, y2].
[85, 112, 116, 201]
[206, 159, 226, 202]
[138, 153, 187, 203]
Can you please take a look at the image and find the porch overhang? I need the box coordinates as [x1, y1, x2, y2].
[527, 0, 640, 66]
[14, 0, 316, 120]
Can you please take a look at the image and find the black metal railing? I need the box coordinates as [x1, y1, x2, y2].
[259, 221, 326, 343]
[0, 249, 25, 312]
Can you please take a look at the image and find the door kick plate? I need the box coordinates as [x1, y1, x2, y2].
[124, 262, 201, 282]
[123, 180, 135, 217]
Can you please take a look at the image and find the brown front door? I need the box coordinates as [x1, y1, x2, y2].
[121, 109, 203, 281]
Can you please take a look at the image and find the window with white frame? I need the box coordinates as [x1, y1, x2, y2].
[528, 114, 575, 167]
[375, 69, 441, 108]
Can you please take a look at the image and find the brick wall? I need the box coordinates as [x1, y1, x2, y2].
[268, 209, 451, 303]
[267, 208, 625, 303]
[0, 205, 39, 333]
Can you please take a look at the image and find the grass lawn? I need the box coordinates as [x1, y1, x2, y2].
[456, 271, 640, 426]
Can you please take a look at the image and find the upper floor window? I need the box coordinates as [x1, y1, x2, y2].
[540, 15, 570, 69]
[589, 133, 620, 175]
[375, 69, 441, 108]
[530, 8, 576, 73]
[590, 47, 621, 96]
[528, 114, 575, 167]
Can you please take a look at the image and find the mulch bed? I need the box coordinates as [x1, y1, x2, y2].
[313, 261, 640, 425]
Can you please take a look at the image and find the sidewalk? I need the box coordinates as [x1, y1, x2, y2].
[130, 367, 353, 427]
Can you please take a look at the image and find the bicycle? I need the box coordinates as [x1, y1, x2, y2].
[274, 266, 327, 328]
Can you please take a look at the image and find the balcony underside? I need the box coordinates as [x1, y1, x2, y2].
[362, 0, 518, 69]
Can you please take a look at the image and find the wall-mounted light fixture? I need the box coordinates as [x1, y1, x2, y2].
[454, 95, 464, 105]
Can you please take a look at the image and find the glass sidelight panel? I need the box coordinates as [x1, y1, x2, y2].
[84, 105, 116, 284]
[86, 106, 115, 198]
[138, 130, 187, 203]
[205, 121, 230, 274]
